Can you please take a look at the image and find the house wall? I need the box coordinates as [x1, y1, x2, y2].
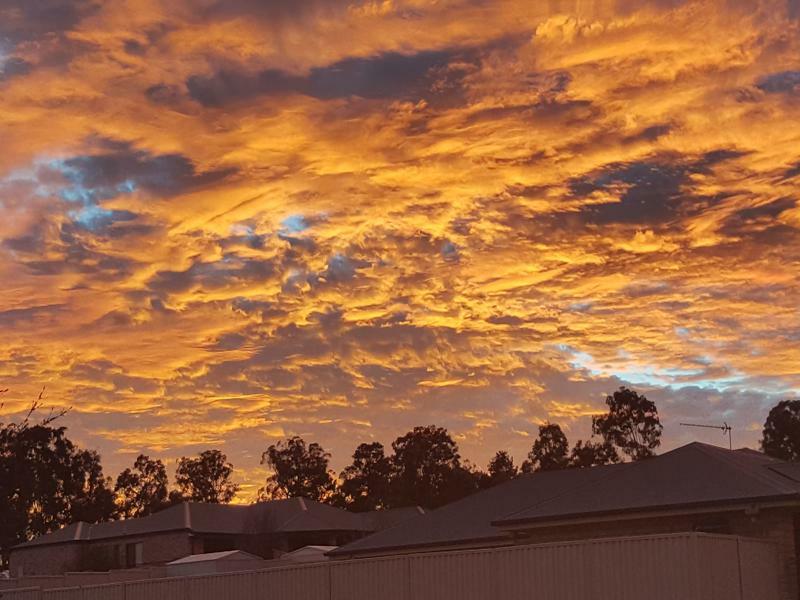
[9, 532, 193, 577]
[9, 543, 82, 576]
[96, 531, 192, 569]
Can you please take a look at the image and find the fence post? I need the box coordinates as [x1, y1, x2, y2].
[405, 555, 411, 600]
[735, 537, 745, 600]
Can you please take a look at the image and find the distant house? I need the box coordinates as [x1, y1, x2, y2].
[331, 443, 800, 599]
[9, 498, 373, 576]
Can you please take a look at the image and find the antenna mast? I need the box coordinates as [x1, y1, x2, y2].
[680, 422, 733, 450]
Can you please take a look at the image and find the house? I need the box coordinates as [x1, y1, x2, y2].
[9, 498, 371, 576]
[331, 443, 800, 599]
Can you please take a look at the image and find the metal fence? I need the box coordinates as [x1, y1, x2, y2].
[0, 533, 783, 600]
[0, 567, 168, 592]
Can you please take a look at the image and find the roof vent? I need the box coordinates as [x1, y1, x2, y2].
[298, 498, 308, 511]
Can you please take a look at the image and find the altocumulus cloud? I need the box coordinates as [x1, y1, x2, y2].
[0, 0, 798, 494]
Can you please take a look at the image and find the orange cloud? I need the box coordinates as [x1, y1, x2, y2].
[0, 0, 798, 495]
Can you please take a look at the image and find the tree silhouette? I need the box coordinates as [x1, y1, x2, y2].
[114, 455, 169, 518]
[568, 440, 620, 468]
[479, 450, 518, 488]
[0, 392, 114, 567]
[389, 425, 475, 508]
[762, 399, 800, 461]
[260, 436, 335, 501]
[522, 423, 569, 473]
[174, 450, 238, 503]
[337, 442, 391, 511]
[592, 387, 662, 461]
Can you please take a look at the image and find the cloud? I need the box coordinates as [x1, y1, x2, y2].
[565, 150, 748, 226]
[147, 256, 278, 298]
[0, 0, 99, 44]
[0, 57, 32, 81]
[58, 140, 235, 198]
[0, 0, 798, 493]
[0, 304, 65, 327]
[756, 70, 800, 94]
[186, 48, 472, 106]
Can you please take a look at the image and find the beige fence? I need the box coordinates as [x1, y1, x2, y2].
[0, 567, 167, 592]
[0, 533, 782, 600]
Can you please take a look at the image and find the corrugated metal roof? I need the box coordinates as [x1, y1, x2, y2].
[495, 442, 800, 527]
[331, 443, 800, 557]
[358, 506, 426, 531]
[167, 550, 262, 564]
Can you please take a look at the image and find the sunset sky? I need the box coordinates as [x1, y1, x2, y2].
[1, 0, 799, 500]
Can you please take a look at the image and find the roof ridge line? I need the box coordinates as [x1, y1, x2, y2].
[691, 443, 799, 493]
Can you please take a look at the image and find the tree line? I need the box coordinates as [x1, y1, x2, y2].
[259, 387, 662, 511]
[2, 386, 799, 567]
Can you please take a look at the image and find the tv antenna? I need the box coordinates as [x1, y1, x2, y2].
[680, 422, 733, 450]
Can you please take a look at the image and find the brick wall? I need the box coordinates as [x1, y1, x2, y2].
[732, 509, 798, 600]
[9, 543, 81, 576]
[9, 531, 192, 577]
[83, 531, 193, 567]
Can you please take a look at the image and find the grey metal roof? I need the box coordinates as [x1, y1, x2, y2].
[330, 443, 800, 558]
[358, 506, 426, 531]
[495, 442, 800, 527]
[15, 498, 370, 550]
[166, 550, 262, 564]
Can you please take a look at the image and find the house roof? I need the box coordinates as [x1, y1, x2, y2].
[358, 506, 426, 531]
[166, 550, 263, 565]
[282, 545, 337, 561]
[494, 442, 800, 528]
[330, 443, 800, 558]
[15, 498, 370, 550]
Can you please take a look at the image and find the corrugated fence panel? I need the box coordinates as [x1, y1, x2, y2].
[256, 564, 329, 600]
[694, 535, 742, 600]
[41, 587, 81, 600]
[408, 542, 582, 600]
[330, 555, 409, 600]
[518, 542, 583, 600]
[3, 533, 781, 600]
[0, 588, 42, 600]
[0, 581, 24, 591]
[79, 583, 127, 600]
[125, 577, 188, 600]
[738, 538, 782, 600]
[11, 578, 63, 591]
[185, 571, 259, 600]
[584, 534, 697, 600]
